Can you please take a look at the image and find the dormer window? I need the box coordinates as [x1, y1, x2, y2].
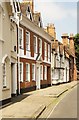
[13, 1, 16, 12]
[26, 5, 33, 21]
[16, 2, 20, 12]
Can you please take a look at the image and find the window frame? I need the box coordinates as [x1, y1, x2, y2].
[26, 30, 30, 51]
[44, 66, 47, 80]
[26, 63, 30, 82]
[48, 44, 51, 62]
[39, 38, 42, 54]
[20, 62, 23, 82]
[19, 27, 24, 49]
[44, 42, 47, 60]
[32, 64, 35, 81]
[34, 35, 37, 53]
[3, 63, 6, 88]
[40, 65, 43, 80]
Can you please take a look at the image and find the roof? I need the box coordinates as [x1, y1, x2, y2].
[20, 14, 53, 43]
[20, 2, 43, 27]
[64, 45, 75, 58]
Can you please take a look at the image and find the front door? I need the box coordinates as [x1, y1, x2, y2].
[36, 64, 40, 89]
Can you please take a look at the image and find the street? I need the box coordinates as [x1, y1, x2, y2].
[47, 85, 77, 119]
[1, 81, 78, 119]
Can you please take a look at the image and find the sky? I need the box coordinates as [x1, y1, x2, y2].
[20, 0, 77, 41]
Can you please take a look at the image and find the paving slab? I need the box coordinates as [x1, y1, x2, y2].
[1, 81, 78, 119]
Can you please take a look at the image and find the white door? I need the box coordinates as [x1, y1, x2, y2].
[36, 64, 40, 89]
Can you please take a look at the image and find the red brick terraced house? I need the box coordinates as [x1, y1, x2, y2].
[17, 13, 53, 93]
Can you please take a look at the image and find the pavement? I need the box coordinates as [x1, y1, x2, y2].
[1, 81, 79, 119]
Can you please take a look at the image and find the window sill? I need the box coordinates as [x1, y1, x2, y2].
[26, 81, 30, 82]
[2, 88, 10, 91]
[26, 50, 30, 52]
[32, 80, 36, 82]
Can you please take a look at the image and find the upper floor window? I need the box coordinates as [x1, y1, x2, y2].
[26, 6, 33, 21]
[39, 38, 42, 54]
[19, 27, 23, 49]
[3, 63, 6, 88]
[32, 64, 35, 81]
[48, 44, 51, 62]
[26, 31, 30, 51]
[34, 36, 37, 53]
[20, 62, 23, 82]
[13, 0, 20, 13]
[44, 42, 47, 61]
[26, 63, 30, 82]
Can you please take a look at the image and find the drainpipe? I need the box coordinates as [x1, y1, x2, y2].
[17, 26, 20, 95]
[17, 15, 22, 95]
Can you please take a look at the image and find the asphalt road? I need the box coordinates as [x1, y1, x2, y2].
[47, 85, 78, 119]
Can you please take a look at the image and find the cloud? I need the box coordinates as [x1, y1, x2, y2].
[34, 1, 77, 26]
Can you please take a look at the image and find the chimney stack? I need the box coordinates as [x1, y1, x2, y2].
[61, 33, 69, 46]
[45, 23, 56, 40]
[69, 33, 75, 52]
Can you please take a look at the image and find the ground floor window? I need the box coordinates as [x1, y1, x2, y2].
[26, 63, 30, 82]
[44, 66, 47, 80]
[20, 62, 23, 82]
[3, 63, 6, 88]
[40, 65, 43, 80]
[32, 64, 35, 81]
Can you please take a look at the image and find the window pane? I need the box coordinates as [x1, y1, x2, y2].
[3, 63, 6, 87]
[44, 66, 47, 80]
[26, 31, 30, 50]
[40, 65, 43, 80]
[20, 63, 22, 81]
[34, 36, 36, 53]
[32, 64, 35, 80]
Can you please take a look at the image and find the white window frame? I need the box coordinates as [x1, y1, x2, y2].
[48, 44, 50, 62]
[32, 64, 35, 81]
[20, 62, 23, 82]
[3, 63, 6, 88]
[34, 35, 37, 53]
[40, 65, 43, 80]
[44, 66, 47, 80]
[44, 42, 47, 60]
[19, 27, 23, 49]
[26, 63, 30, 82]
[39, 38, 42, 54]
[26, 31, 30, 51]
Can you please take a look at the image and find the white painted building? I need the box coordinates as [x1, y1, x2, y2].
[0, 1, 21, 105]
[51, 38, 70, 84]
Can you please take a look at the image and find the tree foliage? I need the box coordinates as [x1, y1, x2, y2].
[74, 33, 79, 71]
